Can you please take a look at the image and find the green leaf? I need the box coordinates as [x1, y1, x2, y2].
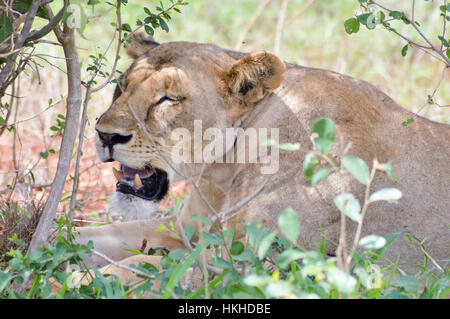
[377, 162, 395, 182]
[303, 153, 319, 179]
[230, 241, 245, 256]
[401, 44, 409, 57]
[122, 23, 132, 32]
[327, 268, 357, 294]
[183, 225, 195, 241]
[186, 269, 229, 299]
[277, 249, 304, 269]
[211, 257, 232, 269]
[8, 0, 50, 20]
[0, 13, 13, 43]
[383, 291, 410, 299]
[438, 35, 449, 48]
[168, 249, 189, 261]
[124, 248, 143, 255]
[162, 245, 203, 299]
[359, 235, 387, 250]
[243, 274, 272, 286]
[312, 118, 335, 154]
[158, 17, 169, 32]
[144, 25, 154, 36]
[233, 251, 257, 264]
[389, 11, 403, 20]
[228, 284, 266, 299]
[312, 168, 331, 186]
[369, 232, 403, 263]
[0, 272, 12, 294]
[440, 4, 450, 12]
[342, 155, 370, 184]
[278, 207, 300, 243]
[402, 117, 414, 127]
[395, 276, 419, 292]
[357, 13, 372, 26]
[368, 188, 402, 203]
[258, 232, 277, 260]
[203, 233, 222, 246]
[278, 143, 300, 151]
[344, 17, 360, 34]
[333, 193, 361, 222]
[155, 224, 169, 232]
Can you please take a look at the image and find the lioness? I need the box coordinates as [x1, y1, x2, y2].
[75, 36, 450, 279]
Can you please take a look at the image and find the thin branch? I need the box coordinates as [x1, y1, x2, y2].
[69, 2, 122, 214]
[249, 0, 316, 51]
[235, 0, 273, 51]
[27, 1, 68, 42]
[0, 0, 41, 88]
[417, 239, 444, 272]
[414, 66, 447, 115]
[220, 182, 268, 224]
[274, 0, 289, 55]
[345, 159, 378, 269]
[91, 249, 155, 279]
[368, 0, 450, 66]
[441, 0, 447, 52]
[90, 4, 122, 93]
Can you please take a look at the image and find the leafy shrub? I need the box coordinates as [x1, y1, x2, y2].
[4, 118, 447, 299]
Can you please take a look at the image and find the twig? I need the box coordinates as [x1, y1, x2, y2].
[368, 0, 450, 66]
[91, 249, 155, 279]
[90, 3, 122, 93]
[414, 66, 448, 115]
[235, 0, 273, 51]
[174, 200, 193, 251]
[69, 1, 122, 215]
[345, 159, 379, 269]
[220, 182, 268, 223]
[249, 0, 316, 51]
[274, 0, 290, 55]
[27, 1, 68, 42]
[417, 239, 444, 272]
[441, 0, 447, 52]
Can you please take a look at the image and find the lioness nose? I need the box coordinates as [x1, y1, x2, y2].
[97, 130, 132, 147]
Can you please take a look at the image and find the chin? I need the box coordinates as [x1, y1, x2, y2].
[109, 192, 161, 221]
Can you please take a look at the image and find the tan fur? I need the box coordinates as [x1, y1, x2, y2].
[76, 40, 450, 283]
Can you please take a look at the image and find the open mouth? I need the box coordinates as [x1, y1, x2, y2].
[112, 164, 169, 201]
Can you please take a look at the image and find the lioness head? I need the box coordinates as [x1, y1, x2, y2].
[95, 36, 285, 212]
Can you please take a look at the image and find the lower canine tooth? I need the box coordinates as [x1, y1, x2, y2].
[112, 167, 123, 181]
[134, 174, 143, 188]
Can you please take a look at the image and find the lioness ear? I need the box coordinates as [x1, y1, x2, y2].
[224, 51, 285, 106]
[125, 32, 159, 59]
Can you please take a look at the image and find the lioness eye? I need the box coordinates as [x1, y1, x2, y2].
[155, 96, 176, 105]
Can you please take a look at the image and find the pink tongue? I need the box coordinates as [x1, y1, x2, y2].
[122, 165, 154, 180]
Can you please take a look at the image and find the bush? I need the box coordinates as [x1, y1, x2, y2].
[1, 118, 448, 299]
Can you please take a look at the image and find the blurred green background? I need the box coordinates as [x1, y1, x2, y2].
[61, 0, 449, 124]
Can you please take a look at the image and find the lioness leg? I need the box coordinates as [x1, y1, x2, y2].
[75, 216, 186, 268]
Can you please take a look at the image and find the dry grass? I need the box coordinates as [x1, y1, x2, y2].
[0, 199, 44, 264]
